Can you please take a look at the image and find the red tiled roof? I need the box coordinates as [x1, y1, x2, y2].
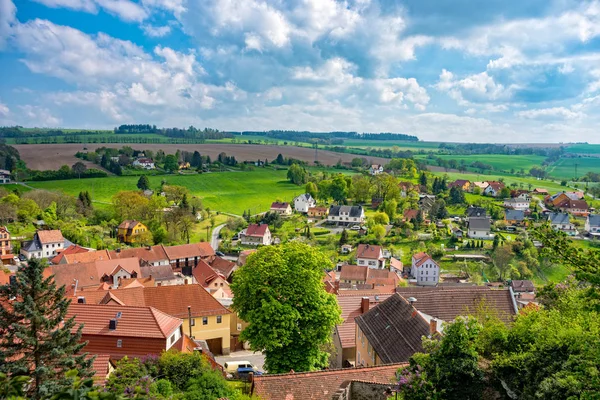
[163, 242, 215, 260]
[109, 246, 168, 263]
[340, 265, 368, 282]
[270, 202, 290, 209]
[193, 259, 220, 286]
[66, 304, 182, 339]
[487, 181, 505, 191]
[50, 244, 89, 264]
[64, 250, 111, 264]
[403, 209, 419, 220]
[335, 293, 392, 349]
[557, 199, 588, 210]
[245, 224, 269, 237]
[252, 363, 404, 400]
[210, 256, 236, 278]
[390, 257, 403, 270]
[89, 354, 113, 384]
[117, 220, 140, 230]
[36, 230, 64, 244]
[356, 244, 383, 260]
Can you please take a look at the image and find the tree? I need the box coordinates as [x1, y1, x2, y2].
[339, 228, 348, 246]
[191, 151, 202, 168]
[287, 164, 308, 185]
[383, 199, 397, 221]
[0, 258, 92, 398]
[112, 191, 150, 221]
[372, 224, 386, 240]
[230, 243, 341, 373]
[492, 243, 514, 281]
[329, 175, 348, 203]
[419, 172, 428, 186]
[350, 175, 372, 203]
[499, 187, 511, 198]
[448, 186, 465, 204]
[71, 162, 87, 178]
[164, 154, 178, 171]
[275, 154, 285, 164]
[372, 212, 390, 225]
[305, 182, 318, 200]
[137, 175, 150, 191]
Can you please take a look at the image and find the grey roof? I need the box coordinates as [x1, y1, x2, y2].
[548, 212, 570, 225]
[468, 217, 491, 230]
[466, 206, 487, 218]
[355, 293, 430, 364]
[588, 214, 600, 228]
[329, 205, 363, 217]
[505, 210, 525, 221]
[510, 280, 534, 292]
[295, 193, 314, 202]
[21, 236, 73, 253]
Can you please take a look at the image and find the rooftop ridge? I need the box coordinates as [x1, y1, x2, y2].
[255, 362, 407, 379]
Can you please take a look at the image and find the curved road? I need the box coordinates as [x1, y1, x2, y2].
[211, 224, 226, 251]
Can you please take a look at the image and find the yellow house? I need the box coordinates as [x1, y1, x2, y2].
[117, 220, 148, 244]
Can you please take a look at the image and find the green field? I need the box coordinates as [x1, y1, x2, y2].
[342, 139, 442, 152]
[547, 157, 600, 179]
[564, 143, 600, 155]
[26, 168, 330, 215]
[430, 170, 567, 192]
[416, 154, 547, 173]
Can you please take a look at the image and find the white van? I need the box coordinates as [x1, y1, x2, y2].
[223, 361, 255, 374]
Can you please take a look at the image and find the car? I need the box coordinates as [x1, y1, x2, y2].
[350, 225, 361, 231]
[216, 251, 225, 257]
[18, 254, 26, 261]
[232, 235, 239, 241]
[236, 367, 263, 381]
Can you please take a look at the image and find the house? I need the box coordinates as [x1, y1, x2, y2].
[209, 256, 237, 279]
[61, 249, 112, 264]
[472, 181, 489, 192]
[369, 164, 384, 175]
[465, 206, 487, 218]
[411, 252, 440, 286]
[89, 354, 115, 385]
[556, 199, 589, 216]
[339, 265, 368, 285]
[340, 244, 353, 254]
[403, 209, 419, 222]
[585, 214, 600, 237]
[548, 212, 578, 236]
[328, 205, 365, 226]
[451, 226, 464, 238]
[484, 181, 505, 197]
[389, 257, 403, 274]
[503, 197, 530, 211]
[20, 230, 71, 260]
[117, 220, 149, 244]
[163, 242, 215, 275]
[240, 224, 271, 246]
[418, 195, 435, 216]
[448, 179, 471, 191]
[546, 191, 584, 208]
[269, 202, 292, 215]
[0, 226, 12, 264]
[178, 161, 190, 170]
[71, 284, 232, 355]
[532, 188, 549, 195]
[293, 194, 316, 213]
[510, 280, 535, 294]
[355, 294, 434, 366]
[0, 169, 11, 184]
[193, 259, 230, 295]
[399, 181, 413, 197]
[251, 363, 404, 400]
[140, 264, 183, 286]
[65, 303, 184, 359]
[512, 191, 531, 200]
[50, 244, 89, 264]
[307, 206, 329, 219]
[395, 286, 517, 324]
[356, 244, 385, 269]
[109, 245, 169, 267]
[505, 210, 527, 227]
[132, 158, 155, 169]
[467, 217, 493, 239]
[331, 294, 392, 368]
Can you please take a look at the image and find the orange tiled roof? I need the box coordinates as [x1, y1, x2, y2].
[356, 244, 383, 260]
[210, 256, 236, 278]
[36, 229, 64, 244]
[50, 244, 89, 264]
[64, 250, 111, 264]
[252, 363, 404, 400]
[163, 242, 215, 260]
[109, 246, 168, 263]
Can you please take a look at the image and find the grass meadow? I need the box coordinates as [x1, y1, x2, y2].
[416, 154, 547, 173]
[546, 157, 600, 179]
[430, 170, 567, 192]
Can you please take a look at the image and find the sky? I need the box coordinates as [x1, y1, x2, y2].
[1, 0, 600, 143]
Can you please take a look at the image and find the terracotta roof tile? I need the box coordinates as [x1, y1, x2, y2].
[89, 354, 113, 384]
[50, 245, 89, 264]
[245, 224, 269, 237]
[36, 229, 64, 244]
[193, 259, 219, 286]
[336, 293, 392, 349]
[140, 264, 175, 281]
[210, 256, 236, 278]
[163, 242, 215, 260]
[252, 363, 404, 400]
[109, 246, 168, 263]
[64, 250, 111, 264]
[356, 244, 383, 260]
[340, 265, 368, 282]
[117, 220, 140, 230]
[270, 202, 290, 209]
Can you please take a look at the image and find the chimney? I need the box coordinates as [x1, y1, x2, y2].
[109, 319, 118, 330]
[116, 248, 121, 253]
[147, 245, 152, 250]
[157, 282, 161, 287]
[184, 280, 188, 285]
[77, 296, 86, 304]
[430, 318, 437, 335]
[361, 297, 370, 313]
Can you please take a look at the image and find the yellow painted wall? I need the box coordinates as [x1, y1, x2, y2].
[355, 325, 377, 367]
[183, 313, 231, 354]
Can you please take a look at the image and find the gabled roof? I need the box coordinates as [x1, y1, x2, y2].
[413, 253, 436, 268]
[336, 293, 392, 348]
[505, 210, 525, 221]
[340, 265, 369, 282]
[270, 202, 290, 209]
[468, 217, 491, 230]
[50, 244, 89, 264]
[557, 199, 588, 210]
[117, 220, 142, 230]
[95, 257, 141, 278]
[89, 354, 113, 384]
[533, 188, 548, 193]
[66, 304, 182, 339]
[394, 286, 516, 324]
[466, 206, 487, 218]
[210, 256, 236, 278]
[486, 181, 505, 191]
[36, 230, 65, 244]
[109, 245, 168, 263]
[163, 242, 215, 260]
[140, 264, 175, 281]
[510, 280, 534, 292]
[252, 363, 404, 400]
[193, 259, 220, 285]
[245, 224, 269, 237]
[403, 209, 419, 220]
[356, 244, 383, 260]
[328, 205, 363, 217]
[356, 294, 430, 363]
[51, 257, 141, 292]
[588, 214, 600, 227]
[294, 193, 315, 202]
[449, 179, 469, 188]
[548, 212, 570, 225]
[63, 250, 111, 264]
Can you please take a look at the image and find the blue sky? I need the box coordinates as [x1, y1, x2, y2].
[1, 0, 600, 143]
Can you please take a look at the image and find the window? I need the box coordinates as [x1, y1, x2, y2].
[202, 317, 208, 325]
[190, 318, 195, 326]
[368, 343, 372, 355]
[217, 315, 222, 324]
[237, 323, 242, 331]
[117, 339, 122, 348]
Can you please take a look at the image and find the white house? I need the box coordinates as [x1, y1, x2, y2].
[356, 244, 385, 269]
[239, 224, 271, 246]
[467, 217, 493, 239]
[411, 252, 439, 286]
[327, 205, 365, 226]
[21, 230, 71, 260]
[293, 194, 316, 213]
[0, 169, 11, 184]
[484, 182, 505, 197]
[269, 202, 292, 215]
[503, 198, 530, 211]
[369, 164, 384, 175]
[548, 213, 578, 236]
[132, 158, 155, 169]
[585, 214, 600, 237]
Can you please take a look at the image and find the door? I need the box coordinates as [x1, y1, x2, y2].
[206, 338, 223, 355]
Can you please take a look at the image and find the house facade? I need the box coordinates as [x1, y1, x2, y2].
[369, 164, 384, 175]
[240, 224, 271, 245]
[503, 198, 530, 210]
[307, 206, 329, 219]
[411, 252, 440, 286]
[0, 169, 11, 184]
[505, 210, 527, 227]
[467, 217, 493, 239]
[0, 226, 12, 264]
[21, 230, 71, 260]
[356, 244, 385, 269]
[585, 214, 600, 237]
[293, 194, 316, 213]
[132, 158, 155, 169]
[449, 179, 471, 191]
[117, 220, 149, 244]
[556, 199, 589, 217]
[548, 212, 578, 236]
[328, 205, 365, 226]
[163, 242, 215, 275]
[484, 182, 505, 197]
[269, 202, 292, 215]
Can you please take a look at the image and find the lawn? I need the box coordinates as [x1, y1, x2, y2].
[546, 157, 600, 180]
[416, 154, 547, 173]
[430, 170, 567, 192]
[26, 168, 338, 216]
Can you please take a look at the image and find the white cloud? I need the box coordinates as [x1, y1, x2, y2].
[292, 57, 362, 86]
[32, 0, 96, 13]
[0, 0, 16, 49]
[33, 0, 147, 22]
[19, 105, 61, 126]
[516, 107, 583, 120]
[435, 69, 511, 109]
[0, 101, 9, 117]
[374, 77, 430, 109]
[141, 24, 171, 37]
[141, 0, 185, 16]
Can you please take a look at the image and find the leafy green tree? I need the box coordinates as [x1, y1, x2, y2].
[339, 228, 348, 246]
[372, 212, 390, 225]
[191, 151, 202, 168]
[372, 224, 386, 240]
[275, 154, 285, 164]
[71, 162, 87, 178]
[305, 182, 318, 200]
[448, 186, 465, 204]
[419, 172, 428, 187]
[287, 164, 308, 185]
[136, 175, 150, 191]
[183, 370, 232, 400]
[349, 175, 372, 203]
[329, 175, 348, 203]
[231, 242, 342, 373]
[163, 154, 178, 172]
[0, 258, 92, 399]
[383, 199, 397, 221]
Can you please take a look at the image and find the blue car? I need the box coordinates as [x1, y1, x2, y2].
[236, 367, 263, 381]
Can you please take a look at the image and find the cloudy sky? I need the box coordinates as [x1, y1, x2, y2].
[1, 0, 600, 143]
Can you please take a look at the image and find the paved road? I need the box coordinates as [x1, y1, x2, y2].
[211, 224, 226, 250]
[216, 350, 266, 373]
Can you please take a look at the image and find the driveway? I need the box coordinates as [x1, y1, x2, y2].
[211, 224, 226, 250]
[216, 350, 266, 372]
